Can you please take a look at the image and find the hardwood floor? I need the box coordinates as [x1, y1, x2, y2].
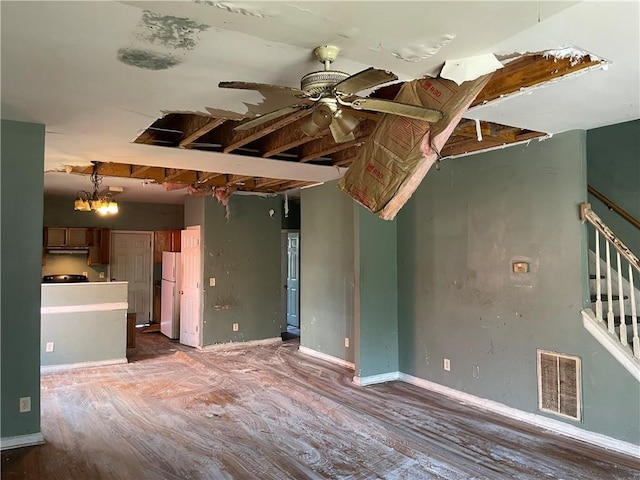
[3, 331, 639, 479]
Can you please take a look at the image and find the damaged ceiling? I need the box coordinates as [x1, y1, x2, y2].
[1, 1, 638, 203]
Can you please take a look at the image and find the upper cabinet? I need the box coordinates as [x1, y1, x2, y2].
[88, 228, 110, 265]
[44, 227, 87, 248]
[154, 229, 181, 263]
[43, 227, 110, 265]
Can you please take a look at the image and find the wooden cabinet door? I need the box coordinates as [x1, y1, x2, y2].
[154, 229, 181, 262]
[87, 228, 111, 265]
[68, 227, 88, 247]
[154, 230, 170, 263]
[45, 227, 67, 247]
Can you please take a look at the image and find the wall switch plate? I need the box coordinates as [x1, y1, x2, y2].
[344, 337, 349, 348]
[512, 262, 529, 273]
[473, 365, 480, 378]
[209, 277, 216, 287]
[19, 396, 31, 413]
[443, 358, 451, 371]
[232, 323, 238, 332]
[46, 342, 54, 353]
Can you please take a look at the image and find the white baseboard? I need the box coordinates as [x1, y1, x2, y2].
[298, 346, 355, 370]
[398, 372, 640, 459]
[41, 357, 128, 373]
[199, 336, 282, 351]
[1, 432, 45, 451]
[353, 371, 400, 386]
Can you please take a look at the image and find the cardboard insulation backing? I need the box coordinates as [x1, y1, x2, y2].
[338, 74, 493, 220]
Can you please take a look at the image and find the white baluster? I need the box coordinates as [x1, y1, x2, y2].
[595, 230, 603, 322]
[616, 252, 627, 345]
[606, 241, 615, 334]
[629, 265, 639, 359]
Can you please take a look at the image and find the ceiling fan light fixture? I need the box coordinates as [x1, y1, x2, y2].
[333, 109, 360, 136]
[300, 104, 334, 137]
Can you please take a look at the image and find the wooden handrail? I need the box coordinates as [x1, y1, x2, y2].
[580, 203, 640, 272]
[588, 184, 640, 230]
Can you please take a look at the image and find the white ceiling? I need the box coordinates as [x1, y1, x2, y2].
[2, 1, 638, 204]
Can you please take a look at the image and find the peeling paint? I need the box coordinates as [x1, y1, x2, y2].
[371, 34, 456, 62]
[136, 11, 209, 51]
[195, 1, 272, 18]
[543, 45, 600, 66]
[117, 48, 182, 70]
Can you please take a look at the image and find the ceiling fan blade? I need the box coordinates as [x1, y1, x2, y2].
[219, 81, 308, 98]
[234, 105, 306, 131]
[349, 97, 443, 123]
[333, 67, 398, 96]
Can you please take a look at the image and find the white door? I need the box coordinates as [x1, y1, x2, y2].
[287, 232, 300, 328]
[111, 232, 152, 325]
[180, 226, 201, 347]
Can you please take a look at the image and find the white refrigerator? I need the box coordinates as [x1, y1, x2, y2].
[161, 251, 181, 339]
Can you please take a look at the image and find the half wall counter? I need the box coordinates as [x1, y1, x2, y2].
[41, 282, 128, 370]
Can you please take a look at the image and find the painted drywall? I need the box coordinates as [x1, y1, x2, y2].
[354, 205, 399, 378]
[44, 194, 184, 231]
[41, 283, 127, 366]
[184, 195, 205, 228]
[587, 120, 640, 255]
[201, 195, 283, 345]
[1, 119, 44, 441]
[300, 181, 355, 363]
[396, 131, 639, 444]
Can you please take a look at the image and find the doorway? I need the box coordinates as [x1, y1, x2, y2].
[110, 231, 153, 325]
[282, 231, 300, 338]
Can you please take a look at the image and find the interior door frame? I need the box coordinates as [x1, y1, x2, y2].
[282, 228, 300, 329]
[110, 230, 154, 324]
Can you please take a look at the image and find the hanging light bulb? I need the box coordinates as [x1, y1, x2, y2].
[300, 104, 333, 137]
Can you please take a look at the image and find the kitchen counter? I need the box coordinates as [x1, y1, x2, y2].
[41, 281, 128, 369]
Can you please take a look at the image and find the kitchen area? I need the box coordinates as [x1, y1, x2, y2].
[40, 223, 184, 369]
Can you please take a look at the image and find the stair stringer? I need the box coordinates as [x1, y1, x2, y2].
[581, 308, 640, 382]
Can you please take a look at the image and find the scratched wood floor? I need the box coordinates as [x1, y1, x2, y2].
[3, 331, 639, 480]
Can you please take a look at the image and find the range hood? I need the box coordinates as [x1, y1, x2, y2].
[47, 248, 89, 254]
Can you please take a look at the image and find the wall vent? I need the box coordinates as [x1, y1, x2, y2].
[537, 349, 581, 422]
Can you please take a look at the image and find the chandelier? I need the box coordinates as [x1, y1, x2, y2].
[73, 162, 119, 215]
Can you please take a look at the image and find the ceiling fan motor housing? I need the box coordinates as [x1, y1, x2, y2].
[300, 70, 349, 97]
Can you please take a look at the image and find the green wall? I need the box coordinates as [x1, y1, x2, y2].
[587, 120, 640, 254]
[397, 131, 639, 444]
[44, 194, 184, 231]
[301, 182, 355, 362]
[201, 195, 283, 345]
[354, 206, 399, 378]
[1, 120, 44, 441]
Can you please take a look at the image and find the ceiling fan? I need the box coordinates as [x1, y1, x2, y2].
[219, 45, 444, 143]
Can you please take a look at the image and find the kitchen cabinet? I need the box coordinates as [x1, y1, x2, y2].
[88, 228, 111, 265]
[42, 226, 110, 265]
[44, 227, 89, 248]
[154, 229, 181, 263]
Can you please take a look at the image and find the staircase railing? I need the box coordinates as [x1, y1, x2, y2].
[580, 203, 640, 359]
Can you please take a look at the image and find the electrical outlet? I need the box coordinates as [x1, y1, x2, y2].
[99, 272, 105, 279]
[344, 337, 349, 348]
[46, 342, 54, 353]
[209, 277, 216, 287]
[82, 271, 88, 277]
[19, 396, 31, 413]
[473, 365, 480, 378]
[443, 358, 451, 371]
[232, 323, 238, 332]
